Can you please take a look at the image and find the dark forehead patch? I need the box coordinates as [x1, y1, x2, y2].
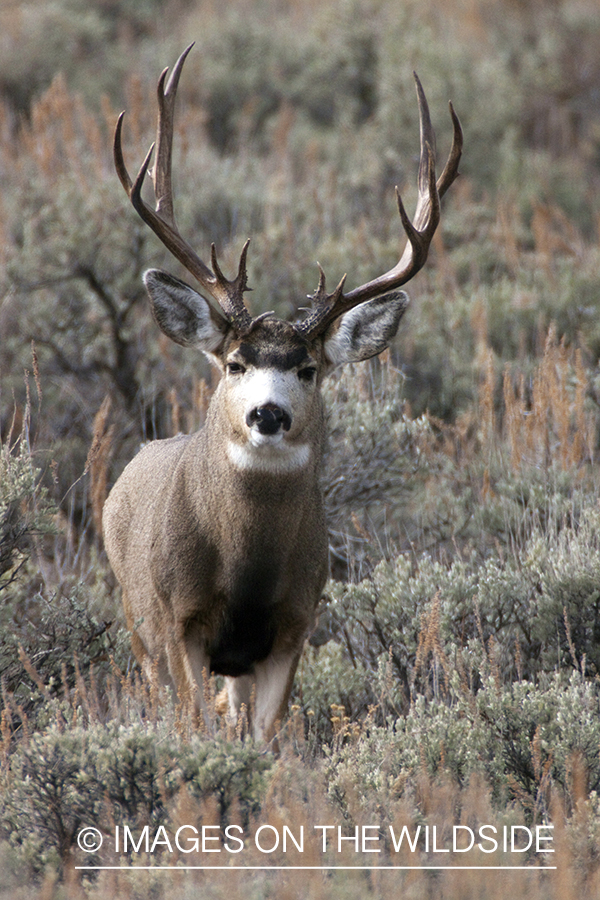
[236, 342, 259, 366]
[232, 328, 313, 371]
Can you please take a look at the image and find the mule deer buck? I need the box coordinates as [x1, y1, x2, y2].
[102, 44, 462, 742]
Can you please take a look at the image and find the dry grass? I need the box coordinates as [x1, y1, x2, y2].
[413, 592, 451, 701]
[85, 397, 115, 539]
[479, 324, 595, 474]
[2, 2, 600, 897]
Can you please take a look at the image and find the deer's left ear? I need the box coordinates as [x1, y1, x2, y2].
[323, 290, 409, 366]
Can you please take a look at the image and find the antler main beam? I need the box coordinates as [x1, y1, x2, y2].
[114, 45, 461, 342]
[295, 74, 463, 338]
[113, 43, 255, 335]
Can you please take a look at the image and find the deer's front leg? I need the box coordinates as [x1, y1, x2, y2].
[225, 652, 300, 742]
[165, 632, 212, 728]
[225, 673, 253, 731]
[251, 651, 301, 743]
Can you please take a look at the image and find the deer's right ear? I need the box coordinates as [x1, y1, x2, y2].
[143, 269, 229, 352]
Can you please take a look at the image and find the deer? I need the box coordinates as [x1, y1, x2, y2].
[102, 44, 462, 744]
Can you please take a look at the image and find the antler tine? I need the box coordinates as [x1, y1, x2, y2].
[296, 74, 462, 339]
[152, 43, 195, 227]
[437, 101, 463, 200]
[113, 44, 255, 335]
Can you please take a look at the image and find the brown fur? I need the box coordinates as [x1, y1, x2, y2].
[103, 320, 330, 741]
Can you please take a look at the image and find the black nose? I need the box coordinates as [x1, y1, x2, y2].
[247, 404, 292, 435]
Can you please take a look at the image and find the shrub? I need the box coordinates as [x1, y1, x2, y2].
[326, 669, 600, 822]
[0, 429, 55, 594]
[0, 720, 273, 873]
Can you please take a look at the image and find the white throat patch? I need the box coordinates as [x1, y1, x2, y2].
[227, 440, 311, 474]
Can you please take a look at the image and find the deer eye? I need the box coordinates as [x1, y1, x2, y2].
[298, 366, 317, 383]
[227, 362, 246, 375]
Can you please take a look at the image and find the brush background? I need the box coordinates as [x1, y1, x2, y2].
[1, 0, 600, 896]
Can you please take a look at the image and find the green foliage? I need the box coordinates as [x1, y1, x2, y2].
[189, 0, 379, 153]
[1, 721, 272, 872]
[0, 584, 128, 727]
[322, 359, 435, 573]
[0, 434, 55, 592]
[0, 0, 166, 114]
[298, 493, 600, 733]
[326, 669, 600, 822]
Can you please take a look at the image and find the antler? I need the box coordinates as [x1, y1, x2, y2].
[113, 43, 255, 335]
[295, 73, 463, 338]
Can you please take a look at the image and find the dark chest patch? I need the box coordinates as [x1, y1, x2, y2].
[207, 560, 280, 677]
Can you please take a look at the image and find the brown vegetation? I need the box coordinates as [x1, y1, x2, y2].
[2, 0, 600, 896]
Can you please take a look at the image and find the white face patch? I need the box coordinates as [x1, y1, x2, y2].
[234, 368, 298, 423]
[226, 365, 314, 434]
[248, 430, 284, 448]
[227, 440, 311, 473]
[226, 367, 316, 474]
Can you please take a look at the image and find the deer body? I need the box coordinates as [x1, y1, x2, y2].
[103, 45, 462, 742]
[104, 319, 331, 738]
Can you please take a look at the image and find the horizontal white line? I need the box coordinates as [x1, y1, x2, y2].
[75, 865, 557, 871]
